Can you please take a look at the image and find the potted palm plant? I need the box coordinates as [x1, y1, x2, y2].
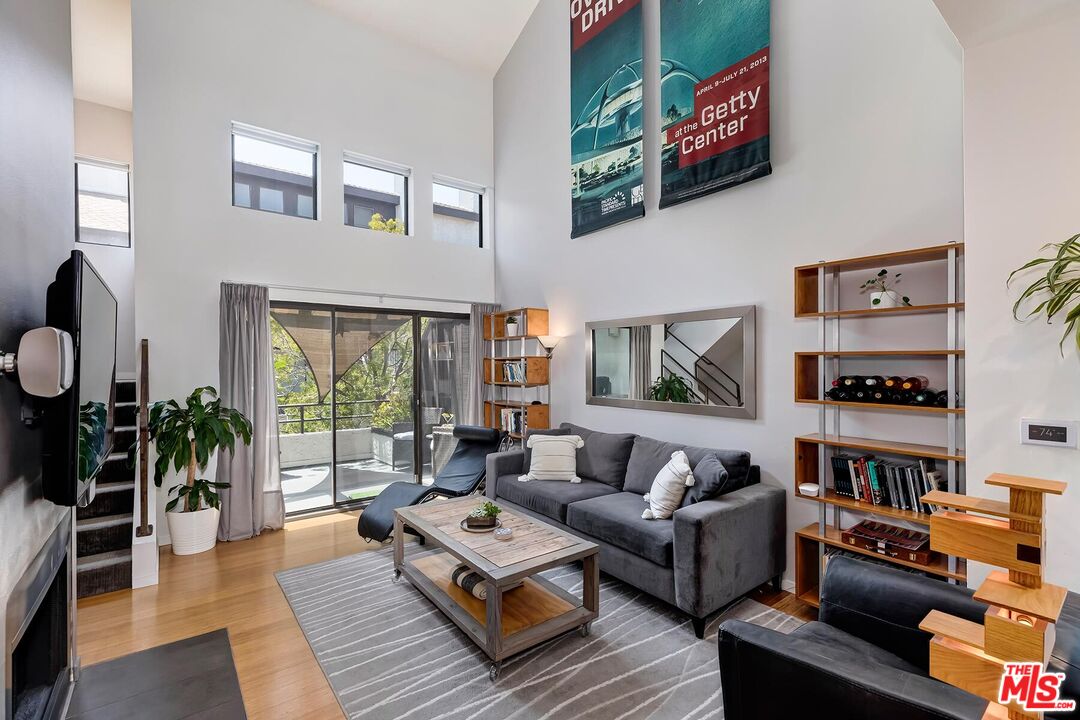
[1009, 234, 1080, 350]
[144, 386, 252, 555]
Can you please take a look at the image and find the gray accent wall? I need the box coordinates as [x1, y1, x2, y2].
[0, 0, 75, 661]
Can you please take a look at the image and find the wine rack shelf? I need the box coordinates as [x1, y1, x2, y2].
[793, 242, 965, 609]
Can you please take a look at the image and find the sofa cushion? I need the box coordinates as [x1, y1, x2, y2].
[624, 436, 687, 495]
[495, 475, 618, 524]
[521, 435, 584, 482]
[565, 491, 674, 567]
[523, 427, 570, 471]
[680, 453, 731, 506]
[559, 423, 636, 489]
[790, 621, 924, 675]
[683, 446, 753, 490]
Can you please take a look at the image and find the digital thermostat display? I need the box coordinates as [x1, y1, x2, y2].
[1021, 419, 1078, 448]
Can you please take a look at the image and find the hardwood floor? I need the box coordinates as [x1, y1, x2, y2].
[77, 512, 817, 718]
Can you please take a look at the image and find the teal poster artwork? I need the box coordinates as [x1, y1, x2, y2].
[660, 0, 771, 208]
[570, 0, 645, 238]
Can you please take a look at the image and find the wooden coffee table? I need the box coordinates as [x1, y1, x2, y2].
[393, 496, 599, 680]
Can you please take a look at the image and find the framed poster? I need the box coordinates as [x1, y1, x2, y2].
[660, 0, 771, 208]
[570, 0, 645, 238]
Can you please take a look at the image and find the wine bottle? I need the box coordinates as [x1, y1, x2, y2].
[883, 376, 905, 390]
[901, 376, 930, 392]
[912, 389, 936, 406]
[863, 375, 886, 388]
[871, 389, 892, 404]
[895, 390, 916, 405]
[852, 388, 870, 402]
[840, 375, 862, 388]
[826, 387, 845, 401]
[934, 390, 958, 408]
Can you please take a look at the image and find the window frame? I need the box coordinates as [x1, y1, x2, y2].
[231, 122, 319, 220]
[432, 175, 485, 249]
[342, 151, 412, 236]
[75, 156, 132, 248]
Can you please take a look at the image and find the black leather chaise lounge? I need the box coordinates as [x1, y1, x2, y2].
[357, 425, 503, 542]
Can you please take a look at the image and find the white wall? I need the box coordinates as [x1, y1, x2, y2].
[963, 10, 1080, 590]
[494, 0, 964, 587]
[132, 0, 495, 544]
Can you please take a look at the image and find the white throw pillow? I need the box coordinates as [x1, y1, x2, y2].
[518, 435, 584, 483]
[642, 450, 695, 520]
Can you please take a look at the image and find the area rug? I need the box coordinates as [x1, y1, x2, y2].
[277, 549, 803, 720]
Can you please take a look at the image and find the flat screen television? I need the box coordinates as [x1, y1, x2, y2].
[43, 250, 117, 506]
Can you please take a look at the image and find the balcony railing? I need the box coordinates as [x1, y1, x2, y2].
[278, 399, 386, 434]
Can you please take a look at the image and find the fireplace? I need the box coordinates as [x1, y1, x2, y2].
[5, 515, 74, 720]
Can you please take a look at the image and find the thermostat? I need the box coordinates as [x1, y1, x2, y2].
[1020, 419, 1078, 449]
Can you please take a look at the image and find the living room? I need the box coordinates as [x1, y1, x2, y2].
[1, 0, 1078, 718]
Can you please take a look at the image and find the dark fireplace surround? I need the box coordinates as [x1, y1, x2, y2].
[5, 514, 74, 720]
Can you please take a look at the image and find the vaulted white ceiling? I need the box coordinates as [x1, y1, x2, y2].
[932, 0, 1080, 48]
[307, 0, 541, 75]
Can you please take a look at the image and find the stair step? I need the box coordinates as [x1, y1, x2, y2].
[96, 457, 134, 484]
[115, 403, 138, 427]
[77, 548, 132, 571]
[115, 382, 136, 403]
[76, 549, 132, 598]
[77, 513, 133, 557]
[77, 481, 134, 520]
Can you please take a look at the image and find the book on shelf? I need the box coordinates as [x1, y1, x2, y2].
[498, 407, 524, 435]
[501, 360, 526, 383]
[830, 453, 944, 514]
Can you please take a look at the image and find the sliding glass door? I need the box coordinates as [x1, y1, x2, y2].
[271, 302, 470, 514]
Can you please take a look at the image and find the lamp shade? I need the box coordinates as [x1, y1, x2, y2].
[537, 335, 561, 351]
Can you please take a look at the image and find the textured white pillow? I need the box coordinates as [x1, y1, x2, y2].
[642, 450, 695, 519]
[519, 435, 585, 483]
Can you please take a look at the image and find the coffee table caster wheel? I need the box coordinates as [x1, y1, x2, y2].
[488, 663, 501, 681]
[579, 622, 591, 638]
[392, 569, 401, 583]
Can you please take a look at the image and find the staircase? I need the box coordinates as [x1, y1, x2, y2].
[662, 324, 742, 406]
[76, 379, 137, 598]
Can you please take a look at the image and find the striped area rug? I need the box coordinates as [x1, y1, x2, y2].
[277, 548, 802, 720]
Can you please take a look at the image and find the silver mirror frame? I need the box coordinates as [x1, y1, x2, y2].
[585, 305, 756, 419]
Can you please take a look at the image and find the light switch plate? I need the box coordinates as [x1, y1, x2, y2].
[1020, 418, 1078, 448]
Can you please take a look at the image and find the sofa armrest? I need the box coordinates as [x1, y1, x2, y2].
[672, 483, 785, 618]
[718, 620, 987, 720]
[819, 555, 987, 672]
[485, 450, 524, 500]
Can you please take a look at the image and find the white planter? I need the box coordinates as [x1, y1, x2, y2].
[870, 290, 903, 309]
[167, 507, 220, 555]
[505, 321, 519, 336]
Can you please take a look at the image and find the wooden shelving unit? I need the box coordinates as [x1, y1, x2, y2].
[483, 308, 551, 440]
[794, 243, 966, 607]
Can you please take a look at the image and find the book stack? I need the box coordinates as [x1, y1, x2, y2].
[498, 407, 524, 435]
[830, 454, 944, 514]
[501, 361, 526, 383]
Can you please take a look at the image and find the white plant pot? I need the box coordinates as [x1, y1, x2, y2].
[167, 507, 220, 556]
[870, 290, 903, 309]
[505, 321, 519, 336]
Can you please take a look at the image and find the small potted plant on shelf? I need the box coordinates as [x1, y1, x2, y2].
[649, 374, 693, 403]
[860, 269, 911, 309]
[142, 386, 252, 555]
[466, 501, 502, 529]
[505, 314, 519, 337]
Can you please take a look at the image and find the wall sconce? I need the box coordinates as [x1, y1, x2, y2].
[537, 335, 561, 359]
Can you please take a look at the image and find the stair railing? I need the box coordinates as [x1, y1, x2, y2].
[135, 338, 153, 538]
[663, 324, 742, 405]
[659, 351, 708, 404]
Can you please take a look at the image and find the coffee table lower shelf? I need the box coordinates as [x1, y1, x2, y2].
[399, 549, 595, 671]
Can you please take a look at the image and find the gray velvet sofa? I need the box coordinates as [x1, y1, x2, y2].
[485, 423, 786, 637]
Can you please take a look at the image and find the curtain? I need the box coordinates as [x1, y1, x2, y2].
[217, 283, 284, 541]
[466, 303, 497, 425]
[630, 325, 652, 400]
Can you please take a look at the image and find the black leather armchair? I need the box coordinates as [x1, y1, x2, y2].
[718, 555, 1079, 720]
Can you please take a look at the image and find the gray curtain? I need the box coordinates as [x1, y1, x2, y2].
[467, 303, 497, 425]
[217, 283, 284, 541]
[630, 325, 652, 400]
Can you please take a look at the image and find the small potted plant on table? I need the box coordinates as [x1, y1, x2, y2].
[465, 501, 502, 529]
[144, 386, 252, 555]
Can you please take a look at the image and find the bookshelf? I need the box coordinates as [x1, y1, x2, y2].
[482, 308, 551, 440]
[793, 243, 966, 608]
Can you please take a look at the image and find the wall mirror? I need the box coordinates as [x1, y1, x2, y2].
[586, 305, 756, 419]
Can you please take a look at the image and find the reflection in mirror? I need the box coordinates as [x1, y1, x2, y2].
[586, 306, 755, 419]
